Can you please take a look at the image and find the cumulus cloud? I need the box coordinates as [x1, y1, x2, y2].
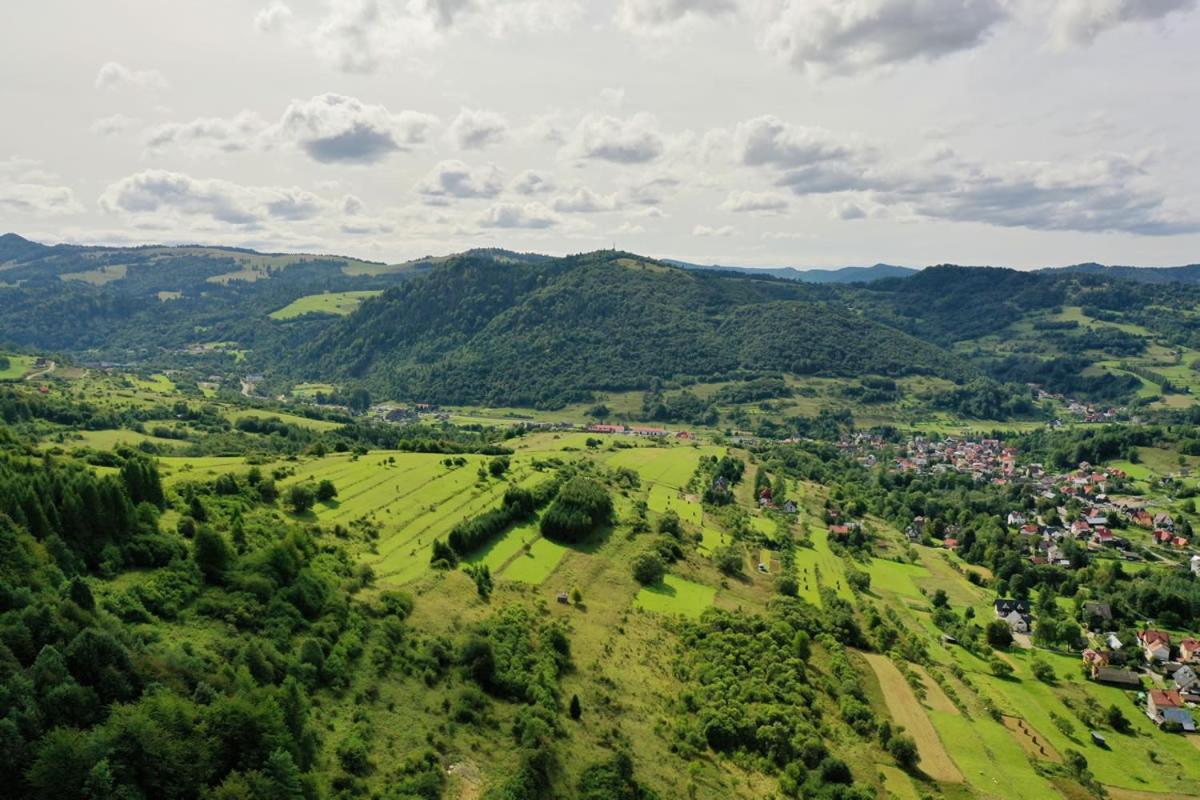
[94, 61, 168, 91]
[90, 114, 137, 137]
[617, 0, 737, 33]
[693, 223, 735, 236]
[478, 201, 559, 228]
[1044, 0, 1196, 46]
[310, 0, 579, 73]
[416, 160, 504, 198]
[830, 200, 867, 220]
[720, 190, 788, 213]
[907, 153, 1200, 235]
[552, 187, 622, 213]
[254, 1, 294, 33]
[510, 170, 555, 194]
[757, 0, 1008, 75]
[276, 93, 437, 163]
[733, 115, 855, 167]
[0, 184, 82, 216]
[139, 94, 435, 164]
[565, 113, 665, 163]
[143, 112, 269, 155]
[448, 108, 509, 149]
[98, 169, 336, 225]
[0, 159, 81, 216]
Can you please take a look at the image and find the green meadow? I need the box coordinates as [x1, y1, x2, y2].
[269, 290, 383, 319]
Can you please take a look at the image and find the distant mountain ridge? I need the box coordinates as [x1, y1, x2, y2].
[1037, 262, 1200, 285]
[665, 259, 919, 283]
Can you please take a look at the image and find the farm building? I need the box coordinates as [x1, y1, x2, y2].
[1138, 630, 1171, 663]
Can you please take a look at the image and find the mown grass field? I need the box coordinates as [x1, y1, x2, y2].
[0, 353, 37, 380]
[634, 574, 716, 618]
[227, 407, 344, 432]
[269, 290, 382, 319]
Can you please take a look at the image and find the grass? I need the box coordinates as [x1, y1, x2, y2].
[861, 652, 963, 783]
[227, 408, 343, 432]
[498, 537, 568, 584]
[867, 558, 931, 600]
[634, 574, 716, 618]
[130, 374, 175, 394]
[0, 354, 36, 380]
[43, 428, 184, 451]
[269, 290, 382, 320]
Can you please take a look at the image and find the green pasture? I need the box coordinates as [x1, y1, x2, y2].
[269, 290, 382, 320]
[0, 354, 36, 380]
[634, 574, 716, 618]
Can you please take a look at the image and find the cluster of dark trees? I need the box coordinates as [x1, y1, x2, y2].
[540, 477, 613, 543]
[433, 478, 561, 566]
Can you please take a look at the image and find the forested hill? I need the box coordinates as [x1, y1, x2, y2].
[294, 252, 972, 408]
[1038, 262, 1200, 285]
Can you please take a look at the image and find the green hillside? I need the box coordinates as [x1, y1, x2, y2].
[297, 252, 972, 408]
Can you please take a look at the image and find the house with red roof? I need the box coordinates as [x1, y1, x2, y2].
[1139, 630, 1171, 663]
[1180, 639, 1200, 663]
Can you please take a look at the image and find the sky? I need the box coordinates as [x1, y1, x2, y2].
[1, 0, 1199, 269]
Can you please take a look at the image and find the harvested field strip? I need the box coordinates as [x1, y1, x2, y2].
[1002, 716, 1061, 763]
[911, 665, 959, 714]
[861, 652, 963, 784]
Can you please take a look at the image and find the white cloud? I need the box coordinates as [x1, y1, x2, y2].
[478, 201, 560, 228]
[565, 113, 665, 163]
[254, 1, 295, 33]
[276, 93, 437, 163]
[552, 187, 622, 213]
[693, 223, 735, 236]
[448, 108, 509, 149]
[94, 61, 168, 91]
[90, 114, 138, 137]
[510, 170, 555, 194]
[757, 0, 1008, 75]
[1044, 0, 1196, 46]
[310, 0, 580, 73]
[830, 200, 867, 220]
[733, 115, 855, 167]
[617, 0, 737, 33]
[143, 112, 269, 156]
[98, 169, 336, 225]
[721, 190, 788, 213]
[416, 160, 504, 198]
[0, 184, 82, 216]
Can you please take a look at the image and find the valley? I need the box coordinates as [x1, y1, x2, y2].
[5, 237, 1200, 800]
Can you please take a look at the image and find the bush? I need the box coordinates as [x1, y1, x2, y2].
[888, 733, 920, 771]
[1031, 658, 1056, 683]
[985, 620, 1014, 649]
[989, 658, 1014, 678]
[712, 544, 743, 576]
[316, 479, 338, 502]
[631, 551, 666, 585]
[288, 484, 315, 514]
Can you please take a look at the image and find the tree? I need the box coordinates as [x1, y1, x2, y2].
[488, 456, 510, 477]
[288, 485, 315, 514]
[888, 733, 920, 772]
[315, 480, 337, 502]
[347, 388, 371, 415]
[930, 589, 949, 608]
[1031, 658, 1056, 683]
[1106, 704, 1131, 733]
[194, 527, 231, 583]
[657, 510, 682, 539]
[569, 694, 582, 720]
[985, 620, 1014, 649]
[713, 544, 743, 576]
[632, 551, 666, 585]
[989, 657, 1014, 678]
[570, 586, 583, 605]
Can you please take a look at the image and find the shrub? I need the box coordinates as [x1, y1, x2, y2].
[631, 552, 666, 585]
